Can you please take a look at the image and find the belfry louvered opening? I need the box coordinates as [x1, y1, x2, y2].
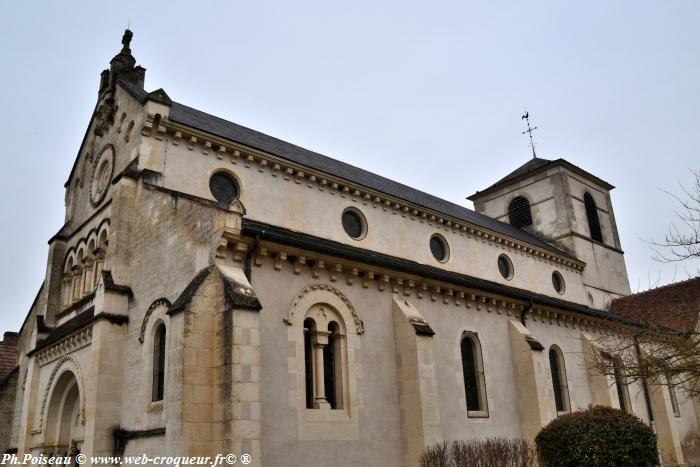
[584, 192, 603, 242]
[508, 196, 533, 228]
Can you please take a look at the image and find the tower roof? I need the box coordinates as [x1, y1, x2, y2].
[468, 157, 614, 201]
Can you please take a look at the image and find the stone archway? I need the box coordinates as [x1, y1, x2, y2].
[44, 370, 84, 459]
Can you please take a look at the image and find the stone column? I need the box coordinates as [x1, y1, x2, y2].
[72, 266, 84, 301]
[311, 330, 331, 409]
[93, 249, 105, 289]
[508, 320, 556, 443]
[82, 258, 95, 295]
[62, 277, 72, 307]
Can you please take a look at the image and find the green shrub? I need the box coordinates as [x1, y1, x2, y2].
[419, 438, 535, 467]
[535, 405, 658, 467]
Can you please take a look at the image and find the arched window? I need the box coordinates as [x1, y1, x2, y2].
[324, 322, 342, 409]
[152, 324, 166, 402]
[549, 346, 570, 413]
[584, 192, 603, 242]
[303, 318, 315, 409]
[303, 306, 346, 410]
[460, 332, 488, 416]
[508, 196, 533, 229]
[612, 358, 631, 413]
[667, 377, 680, 417]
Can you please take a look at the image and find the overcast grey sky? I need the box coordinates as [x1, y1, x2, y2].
[1, 1, 698, 334]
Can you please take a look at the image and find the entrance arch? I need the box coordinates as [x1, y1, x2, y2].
[44, 370, 83, 458]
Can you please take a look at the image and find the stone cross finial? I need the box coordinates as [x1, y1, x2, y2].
[121, 29, 133, 52]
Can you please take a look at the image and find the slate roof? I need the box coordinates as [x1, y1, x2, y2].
[609, 277, 700, 333]
[167, 102, 576, 260]
[493, 157, 553, 187]
[468, 157, 614, 200]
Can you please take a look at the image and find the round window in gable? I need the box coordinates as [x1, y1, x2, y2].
[209, 172, 239, 204]
[430, 234, 449, 262]
[498, 254, 513, 280]
[552, 271, 565, 294]
[342, 208, 367, 240]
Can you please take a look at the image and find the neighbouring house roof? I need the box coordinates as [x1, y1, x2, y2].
[467, 157, 615, 201]
[166, 101, 577, 261]
[0, 333, 19, 381]
[609, 277, 700, 333]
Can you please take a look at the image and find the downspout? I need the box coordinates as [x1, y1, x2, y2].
[520, 299, 533, 327]
[244, 234, 261, 283]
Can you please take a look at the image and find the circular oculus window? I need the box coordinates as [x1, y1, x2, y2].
[498, 254, 513, 280]
[89, 145, 115, 206]
[429, 234, 449, 262]
[342, 208, 366, 240]
[209, 172, 239, 204]
[552, 271, 565, 294]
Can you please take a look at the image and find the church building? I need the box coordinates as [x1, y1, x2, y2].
[2, 31, 698, 466]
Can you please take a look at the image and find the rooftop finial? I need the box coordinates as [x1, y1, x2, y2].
[521, 110, 538, 159]
[121, 29, 133, 53]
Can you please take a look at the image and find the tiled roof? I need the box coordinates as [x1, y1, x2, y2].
[609, 277, 700, 332]
[167, 102, 576, 260]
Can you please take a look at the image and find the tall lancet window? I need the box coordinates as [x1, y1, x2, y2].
[549, 346, 570, 413]
[304, 318, 315, 409]
[460, 332, 488, 416]
[152, 323, 166, 402]
[508, 196, 533, 229]
[324, 322, 342, 409]
[612, 358, 631, 413]
[584, 192, 603, 242]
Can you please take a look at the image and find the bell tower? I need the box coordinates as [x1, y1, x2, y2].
[468, 157, 631, 308]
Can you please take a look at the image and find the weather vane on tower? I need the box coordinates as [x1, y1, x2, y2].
[521, 110, 538, 159]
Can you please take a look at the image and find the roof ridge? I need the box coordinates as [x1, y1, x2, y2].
[617, 276, 700, 300]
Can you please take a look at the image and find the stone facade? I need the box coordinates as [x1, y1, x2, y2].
[3, 30, 699, 467]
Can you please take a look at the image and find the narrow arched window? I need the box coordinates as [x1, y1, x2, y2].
[152, 324, 166, 402]
[667, 377, 680, 417]
[584, 192, 603, 242]
[461, 333, 488, 416]
[508, 196, 533, 228]
[324, 322, 342, 409]
[612, 358, 631, 413]
[303, 318, 315, 409]
[549, 346, 570, 413]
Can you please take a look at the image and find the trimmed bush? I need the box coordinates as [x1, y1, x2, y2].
[535, 405, 658, 467]
[419, 438, 535, 467]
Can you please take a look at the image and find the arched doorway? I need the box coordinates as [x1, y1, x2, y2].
[44, 370, 83, 461]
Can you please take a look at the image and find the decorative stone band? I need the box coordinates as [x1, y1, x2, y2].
[28, 309, 129, 363]
[142, 115, 586, 273]
[242, 219, 644, 336]
[35, 326, 93, 366]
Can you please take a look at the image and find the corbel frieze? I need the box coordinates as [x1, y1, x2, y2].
[35, 327, 93, 367]
[143, 120, 586, 274]
[239, 236, 625, 334]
